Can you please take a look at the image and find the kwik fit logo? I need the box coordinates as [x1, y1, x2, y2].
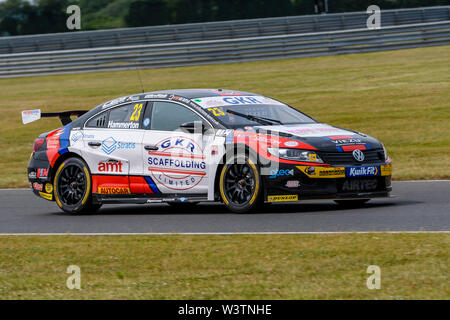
[346, 166, 379, 177]
[101, 137, 117, 155]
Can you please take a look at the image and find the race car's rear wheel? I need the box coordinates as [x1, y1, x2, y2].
[54, 157, 100, 214]
[219, 156, 262, 213]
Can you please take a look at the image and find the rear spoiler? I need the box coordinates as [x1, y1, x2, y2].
[22, 109, 89, 125]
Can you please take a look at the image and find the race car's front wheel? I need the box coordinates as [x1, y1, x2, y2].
[219, 157, 262, 213]
[54, 157, 100, 214]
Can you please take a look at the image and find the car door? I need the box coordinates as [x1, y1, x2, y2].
[142, 100, 214, 195]
[81, 102, 146, 195]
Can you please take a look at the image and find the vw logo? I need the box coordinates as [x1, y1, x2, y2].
[352, 149, 365, 162]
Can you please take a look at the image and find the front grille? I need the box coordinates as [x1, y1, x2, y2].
[319, 149, 385, 165]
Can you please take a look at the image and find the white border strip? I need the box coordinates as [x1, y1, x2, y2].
[0, 231, 448, 236]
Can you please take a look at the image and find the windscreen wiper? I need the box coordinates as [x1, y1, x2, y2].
[226, 110, 283, 125]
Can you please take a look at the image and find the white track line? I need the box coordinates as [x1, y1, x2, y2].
[0, 180, 450, 191]
[0, 231, 448, 236]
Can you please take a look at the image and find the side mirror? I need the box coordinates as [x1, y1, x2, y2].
[180, 121, 206, 134]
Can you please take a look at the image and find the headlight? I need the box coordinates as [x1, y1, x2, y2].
[268, 148, 324, 163]
[382, 144, 388, 161]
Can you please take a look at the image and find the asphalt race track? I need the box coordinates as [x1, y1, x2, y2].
[0, 181, 449, 234]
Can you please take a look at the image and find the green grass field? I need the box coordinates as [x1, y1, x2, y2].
[0, 45, 449, 188]
[0, 234, 448, 299]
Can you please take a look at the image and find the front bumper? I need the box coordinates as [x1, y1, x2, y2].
[262, 162, 392, 202]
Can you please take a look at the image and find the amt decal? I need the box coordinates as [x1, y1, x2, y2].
[98, 161, 123, 173]
[147, 136, 206, 191]
[346, 166, 379, 177]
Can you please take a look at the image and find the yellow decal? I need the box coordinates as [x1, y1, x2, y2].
[297, 166, 346, 178]
[39, 192, 53, 200]
[130, 103, 143, 121]
[308, 153, 317, 161]
[380, 163, 392, 176]
[208, 107, 226, 116]
[45, 183, 53, 193]
[267, 195, 298, 202]
[98, 187, 131, 195]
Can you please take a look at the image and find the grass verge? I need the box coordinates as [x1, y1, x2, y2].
[0, 45, 449, 187]
[0, 234, 448, 299]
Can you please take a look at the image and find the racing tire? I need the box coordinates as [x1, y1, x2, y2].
[219, 156, 263, 213]
[334, 199, 370, 207]
[54, 157, 100, 215]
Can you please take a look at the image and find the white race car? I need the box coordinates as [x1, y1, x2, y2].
[23, 89, 392, 214]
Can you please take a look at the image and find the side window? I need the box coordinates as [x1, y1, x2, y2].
[151, 101, 203, 131]
[86, 111, 108, 128]
[107, 102, 144, 129]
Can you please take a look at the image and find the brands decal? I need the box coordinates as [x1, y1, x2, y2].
[267, 195, 298, 202]
[147, 136, 206, 190]
[283, 124, 354, 137]
[71, 131, 83, 142]
[98, 187, 131, 194]
[98, 161, 123, 173]
[342, 179, 377, 192]
[269, 169, 294, 179]
[297, 166, 346, 178]
[39, 191, 53, 200]
[144, 93, 169, 99]
[33, 182, 43, 191]
[37, 168, 49, 179]
[346, 166, 379, 177]
[101, 137, 135, 155]
[325, 135, 362, 145]
[101, 96, 129, 109]
[194, 95, 284, 108]
[45, 183, 53, 193]
[28, 171, 37, 179]
[108, 120, 139, 129]
[352, 149, 365, 162]
[285, 180, 300, 188]
[380, 163, 392, 176]
[283, 141, 299, 147]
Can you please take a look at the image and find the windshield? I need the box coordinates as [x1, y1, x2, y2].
[203, 104, 316, 129]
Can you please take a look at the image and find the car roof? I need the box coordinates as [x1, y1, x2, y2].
[144, 88, 259, 99]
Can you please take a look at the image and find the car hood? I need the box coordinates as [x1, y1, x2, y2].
[254, 123, 383, 152]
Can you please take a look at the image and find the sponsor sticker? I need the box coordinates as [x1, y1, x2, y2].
[33, 182, 43, 191]
[98, 187, 131, 194]
[45, 183, 53, 193]
[380, 163, 392, 176]
[194, 96, 285, 108]
[346, 166, 379, 177]
[71, 131, 83, 142]
[98, 161, 123, 173]
[147, 136, 206, 191]
[342, 179, 377, 192]
[22, 109, 41, 124]
[101, 137, 135, 155]
[37, 168, 49, 179]
[28, 171, 37, 179]
[285, 180, 300, 188]
[39, 192, 53, 200]
[269, 169, 294, 179]
[267, 195, 298, 202]
[108, 121, 139, 129]
[297, 166, 346, 178]
[283, 141, 299, 147]
[143, 118, 150, 127]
